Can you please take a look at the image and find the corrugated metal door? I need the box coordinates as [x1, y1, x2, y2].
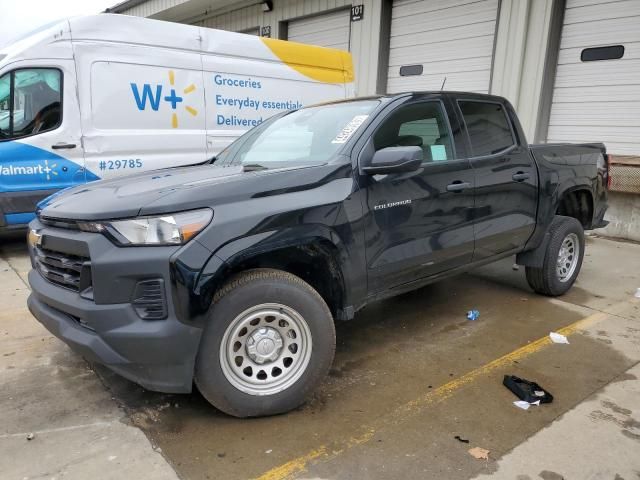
[287, 9, 351, 51]
[387, 0, 499, 94]
[546, 0, 640, 155]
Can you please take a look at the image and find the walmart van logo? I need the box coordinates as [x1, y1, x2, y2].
[0, 159, 58, 181]
[130, 70, 198, 128]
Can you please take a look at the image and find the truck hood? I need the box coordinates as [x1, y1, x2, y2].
[38, 163, 337, 221]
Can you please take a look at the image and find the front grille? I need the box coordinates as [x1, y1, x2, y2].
[39, 216, 79, 230]
[34, 246, 91, 292]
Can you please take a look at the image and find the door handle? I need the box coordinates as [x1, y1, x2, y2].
[51, 142, 77, 150]
[512, 171, 530, 182]
[446, 181, 471, 192]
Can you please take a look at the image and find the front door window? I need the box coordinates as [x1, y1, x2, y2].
[0, 68, 62, 140]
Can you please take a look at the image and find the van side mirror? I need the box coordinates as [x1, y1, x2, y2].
[362, 146, 423, 175]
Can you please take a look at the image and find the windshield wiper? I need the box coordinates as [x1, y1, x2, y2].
[243, 163, 268, 172]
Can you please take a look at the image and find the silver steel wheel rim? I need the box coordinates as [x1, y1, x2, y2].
[556, 233, 580, 283]
[220, 303, 312, 396]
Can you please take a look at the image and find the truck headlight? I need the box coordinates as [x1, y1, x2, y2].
[79, 209, 213, 246]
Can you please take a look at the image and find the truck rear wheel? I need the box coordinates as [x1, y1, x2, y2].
[195, 269, 336, 417]
[525, 215, 585, 296]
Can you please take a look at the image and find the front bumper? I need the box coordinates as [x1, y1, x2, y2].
[27, 219, 206, 393]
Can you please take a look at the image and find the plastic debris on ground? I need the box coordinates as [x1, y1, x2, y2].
[635, 288, 640, 298]
[26, 433, 35, 441]
[468, 447, 490, 460]
[513, 400, 541, 410]
[466, 309, 480, 321]
[454, 435, 470, 443]
[549, 331, 570, 344]
[503, 375, 554, 404]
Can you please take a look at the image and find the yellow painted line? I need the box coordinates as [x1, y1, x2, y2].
[168, 69, 175, 86]
[171, 113, 178, 129]
[183, 84, 196, 94]
[257, 429, 376, 480]
[254, 311, 609, 480]
[185, 106, 198, 116]
[257, 447, 328, 480]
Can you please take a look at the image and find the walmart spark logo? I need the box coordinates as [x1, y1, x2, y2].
[130, 70, 198, 128]
[43, 159, 58, 181]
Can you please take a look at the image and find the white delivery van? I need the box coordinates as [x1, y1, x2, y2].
[0, 14, 355, 230]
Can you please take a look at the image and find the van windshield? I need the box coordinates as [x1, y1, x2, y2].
[216, 99, 380, 169]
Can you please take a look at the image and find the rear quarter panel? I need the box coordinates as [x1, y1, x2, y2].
[527, 142, 607, 248]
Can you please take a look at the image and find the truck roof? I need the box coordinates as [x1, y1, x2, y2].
[312, 91, 510, 107]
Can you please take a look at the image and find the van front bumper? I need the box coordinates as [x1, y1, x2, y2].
[26, 219, 206, 393]
[0, 189, 58, 232]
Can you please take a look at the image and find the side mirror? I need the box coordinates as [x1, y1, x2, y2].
[362, 146, 423, 175]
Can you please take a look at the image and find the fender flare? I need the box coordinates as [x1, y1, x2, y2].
[194, 225, 355, 321]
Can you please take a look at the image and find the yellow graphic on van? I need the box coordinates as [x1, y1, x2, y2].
[167, 70, 198, 129]
[260, 38, 354, 84]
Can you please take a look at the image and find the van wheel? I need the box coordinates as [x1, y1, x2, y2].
[525, 216, 585, 296]
[195, 269, 336, 417]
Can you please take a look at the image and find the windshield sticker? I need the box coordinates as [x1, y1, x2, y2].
[332, 115, 369, 144]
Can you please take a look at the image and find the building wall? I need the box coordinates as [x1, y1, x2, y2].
[120, 0, 192, 17]
[490, 0, 560, 142]
[117, 0, 560, 141]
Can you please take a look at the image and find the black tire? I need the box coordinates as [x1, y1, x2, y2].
[525, 215, 585, 296]
[195, 268, 336, 417]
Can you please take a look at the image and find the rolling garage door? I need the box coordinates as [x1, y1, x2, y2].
[547, 0, 640, 155]
[387, 0, 499, 94]
[287, 9, 351, 51]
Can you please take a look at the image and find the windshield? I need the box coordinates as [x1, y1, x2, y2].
[217, 99, 380, 169]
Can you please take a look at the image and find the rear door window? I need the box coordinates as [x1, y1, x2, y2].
[458, 101, 515, 156]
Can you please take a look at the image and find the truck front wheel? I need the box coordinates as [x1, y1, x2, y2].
[525, 215, 585, 296]
[195, 269, 336, 417]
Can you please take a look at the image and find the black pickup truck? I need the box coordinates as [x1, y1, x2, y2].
[27, 92, 608, 417]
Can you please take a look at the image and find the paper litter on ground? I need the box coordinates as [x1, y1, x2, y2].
[549, 331, 570, 344]
[513, 400, 541, 410]
[468, 447, 490, 460]
[513, 400, 531, 410]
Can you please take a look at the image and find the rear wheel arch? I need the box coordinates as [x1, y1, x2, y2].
[556, 187, 594, 229]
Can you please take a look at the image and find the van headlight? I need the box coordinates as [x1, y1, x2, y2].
[79, 209, 213, 246]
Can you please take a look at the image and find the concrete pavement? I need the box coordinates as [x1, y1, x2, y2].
[0, 239, 179, 480]
[0, 234, 638, 480]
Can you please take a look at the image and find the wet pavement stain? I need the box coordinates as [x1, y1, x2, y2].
[602, 400, 632, 416]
